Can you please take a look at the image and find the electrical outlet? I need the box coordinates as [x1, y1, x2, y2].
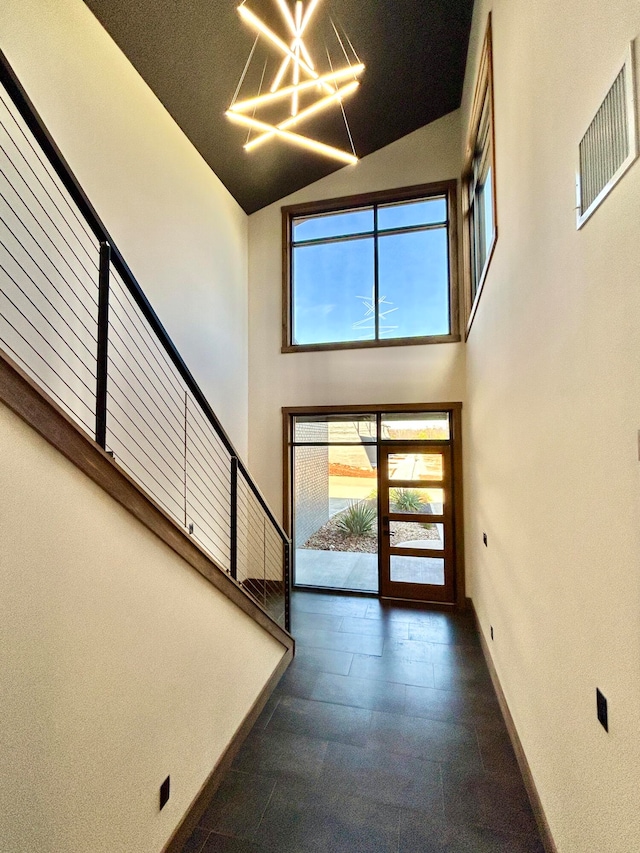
[596, 689, 608, 732]
[160, 776, 170, 810]
[483, 532, 488, 546]
[490, 625, 494, 640]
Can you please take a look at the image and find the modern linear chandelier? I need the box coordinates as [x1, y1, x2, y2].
[226, 0, 364, 165]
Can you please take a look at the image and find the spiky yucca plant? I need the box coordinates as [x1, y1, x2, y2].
[390, 488, 425, 513]
[335, 500, 377, 535]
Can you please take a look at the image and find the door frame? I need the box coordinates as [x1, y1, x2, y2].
[282, 402, 466, 609]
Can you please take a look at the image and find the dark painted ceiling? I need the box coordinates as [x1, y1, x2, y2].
[83, 0, 474, 213]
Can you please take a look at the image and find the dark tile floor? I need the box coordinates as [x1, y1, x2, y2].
[181, 591, 544, 853]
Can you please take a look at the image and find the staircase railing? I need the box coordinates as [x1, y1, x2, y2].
[0, 51, 290, 632]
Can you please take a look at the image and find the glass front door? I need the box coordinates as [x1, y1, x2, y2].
[379, 443, 455, 602]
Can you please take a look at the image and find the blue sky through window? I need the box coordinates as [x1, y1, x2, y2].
[378, 197, 446, 230]
[293, 208, 373, 242]
[293, 238, 375, 344]
[379, 229, 449, 338]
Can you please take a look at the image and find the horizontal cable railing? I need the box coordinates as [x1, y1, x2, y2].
[236, 470, 287, 628]
[0, 51, 290, 632]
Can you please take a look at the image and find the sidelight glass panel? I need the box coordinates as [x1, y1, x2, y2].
[292, 237, 375, 345]
[387, 453, 444, 481]
[327, 443, 379, 510]
[381, 412, 450, 440]
[294, 443, 378, 593]
[390, 555, 445, 585]
[390, 521, 444, 550]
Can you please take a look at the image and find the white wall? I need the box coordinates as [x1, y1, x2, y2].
[0, 0, 250, 456]
[0, 402, 286, 853]
[461, 2, 640, 851]
[248, 110, 466, 516]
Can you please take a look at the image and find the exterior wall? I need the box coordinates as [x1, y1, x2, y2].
[248, 110, 467, 519]
[0, 402, 285, 853]
[0, 0, 250, 456]
[461, 2, 640, 851]
[293, 421, 330, 546]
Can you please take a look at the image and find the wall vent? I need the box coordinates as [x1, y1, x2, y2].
[576, 43, 638, 228]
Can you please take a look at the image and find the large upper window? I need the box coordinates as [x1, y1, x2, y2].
[282, 182, 459, 352]
[463, 15, 497, 333]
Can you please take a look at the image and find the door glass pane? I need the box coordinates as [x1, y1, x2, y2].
[381, 412, 450, 440]
[293, 207, 374, 242]
[378, 228, 450, 338]
[293, 415, 377, 444]
[389, 488, 444, 515]
[378, 197, 447, 230]
[388, 487, 443, 514]
[292, 237, 374, 345]
[390, 521, 444, 550]
[390, 555, 445, 585]
[387, 453, 443, 481]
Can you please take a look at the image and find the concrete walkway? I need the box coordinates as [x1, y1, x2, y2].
[295, 546, 445, 592]
[296, 549, 378, 592]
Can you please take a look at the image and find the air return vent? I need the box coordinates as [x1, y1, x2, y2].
[576, 43, 638, 228]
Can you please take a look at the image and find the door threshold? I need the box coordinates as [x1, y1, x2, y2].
[292, 585, 378, 598]
[379, 595, 461, 612]
[291, 586, 461, 610]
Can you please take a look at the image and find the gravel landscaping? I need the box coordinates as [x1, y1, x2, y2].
[302, 502, 439, 554]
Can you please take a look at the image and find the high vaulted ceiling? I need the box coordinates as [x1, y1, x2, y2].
[84, 0, 474, 214]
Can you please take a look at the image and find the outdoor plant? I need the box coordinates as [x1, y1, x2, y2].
[390, 488, 425, 513]
[335, 500, 377, 536]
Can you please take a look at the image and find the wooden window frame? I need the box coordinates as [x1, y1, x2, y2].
[462, 14, 498, 337]
[281, 181, 461, 353]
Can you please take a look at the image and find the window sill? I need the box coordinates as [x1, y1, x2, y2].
[282, 333, 462, 354]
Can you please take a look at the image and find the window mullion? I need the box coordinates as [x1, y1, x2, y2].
[374, 204, 379, 341]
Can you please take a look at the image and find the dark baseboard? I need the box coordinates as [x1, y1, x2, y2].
[470, 601, 558, 853]
[161, 647, 293, 853]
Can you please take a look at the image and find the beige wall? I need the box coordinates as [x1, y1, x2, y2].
[247, 110, 466, 517]
[0, 0, 250, 456]
[462, 2, 640, 851]
[0, 402, 285, 853]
